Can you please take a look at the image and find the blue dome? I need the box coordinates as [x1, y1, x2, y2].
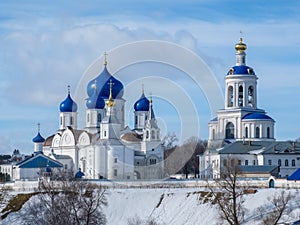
[86, 89, 105, 109]
[60, 94, 78, 112]
[45, 165, 52, 173]
[87, 66, 124, 99]
[32, 132, 45, 143]
[227, 65, 255, 75]
[134, 93, 150, 111]
[75, 168, 85, 178]
[242, 113, 274, 121]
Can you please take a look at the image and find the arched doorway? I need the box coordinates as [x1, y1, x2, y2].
[269, 179, 275, 188]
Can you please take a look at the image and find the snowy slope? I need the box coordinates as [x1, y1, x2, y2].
[2, 188, 300, 225]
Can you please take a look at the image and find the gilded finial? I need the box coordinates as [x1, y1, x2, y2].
[235, 32, 247, 53]
[104, 52, 108, 66]
[106, 79, 115, 107]
[67, 85, 70, 94]
[142, 84, 144, 94]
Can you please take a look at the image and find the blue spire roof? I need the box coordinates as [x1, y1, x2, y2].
[86, 66, 124, 99]
[75, 168, 85, 178]
[134, 93, 150, 111]
[242, 113, 274, 121]
[32, 132, 45, 143]
[59, 87, 78, 112]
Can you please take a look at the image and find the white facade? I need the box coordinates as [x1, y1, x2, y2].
[43, 62, 164, 180]
[201, 38, 300, 179]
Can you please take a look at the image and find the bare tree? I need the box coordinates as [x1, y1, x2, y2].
[207, 157, 248, 225]
[23, 174, 107, 225]
[257, 190, 294, 225]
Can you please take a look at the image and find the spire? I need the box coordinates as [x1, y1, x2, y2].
[104, 52, 108, 66]
[235, 35, 247, 66]
[149, 96, 155, 119]
[142, 84, 145, 95]
[106, 79, 115, 107]
[67, 85, 70, 95]
[37, 122, 40, 133]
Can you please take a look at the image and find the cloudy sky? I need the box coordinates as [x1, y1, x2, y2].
[0, 0, 300, 154]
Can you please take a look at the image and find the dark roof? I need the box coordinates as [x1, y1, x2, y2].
[240, 165, 278, 173]
[218, 141, 273, 154]
[44, 134, 55, 146]
[16, 153, 63, 169]
[227, 65, 255, 75]
[287, 168, 300, 180]
[121, 132, 143, 142]
[262, 141, 300, 154]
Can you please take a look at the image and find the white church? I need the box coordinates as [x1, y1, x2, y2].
[200, 38, 300, 180]
[34, 57, 165, 180]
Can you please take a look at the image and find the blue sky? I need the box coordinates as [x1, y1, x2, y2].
[0, 0, 300, 154]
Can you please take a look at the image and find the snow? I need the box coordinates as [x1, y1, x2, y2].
[1, 187, 300, 225]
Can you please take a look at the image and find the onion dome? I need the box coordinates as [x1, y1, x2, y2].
[134, 88, 150, 111]
[86, 54, 124, 99]
[235, 37, 247, 53]
[32, 132, 45, 143]
[86, 81, 105, 109]
[60, 85, 78, 112]
[32, 123, 45, 143]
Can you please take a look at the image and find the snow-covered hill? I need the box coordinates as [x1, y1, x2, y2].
[2, 188, 300, 225]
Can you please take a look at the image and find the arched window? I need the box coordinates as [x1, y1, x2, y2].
[87, 113, 90, 123]
[248, 86, 254, 107]
[285, 159, 289, 167]
[278, 159, 281, 166]
[70, 116, 73, 125]
[151, 130, 155, 139]
[97, 113, 101, 123]
[212, 129, 215, 140]
[292, 159, 296, 167]
[238, 85, 243, 107]
[255, 127, 260, 138]
[228, 86, 234, 107]
[225, 122, 235, 139]
[267, 127, 270, 139]
[245, 127, 248, 138]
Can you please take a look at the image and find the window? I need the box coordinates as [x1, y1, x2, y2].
[267, 127, 270, 139]
[114, 158, 117, 163]
[238, 160, 241, 165]
[97, 113, 101, 122]
[150, 159, 157, 165]
[225, 122, 235, 139]
[114, 169, 117, 177]
[228, 86, 234, 107]
[151, 130, 155, 139]
[146, 131, 149, 139]
[127, 176, 130, 179]
[268, 160, 272, 165]
[104, 131, 107, 137]
[248, 86, 254, 107]
[253, 160, 256, 165]
[238, 85, 243, 107]
[285, 159, 289, 167]
[70, 116, 73, 125]
[292, 159, 296, 167]
[135, 116, 138, 125]
[223, 159, 227, 166]
[87, 113, 89, 123]
[60, 116, 63, 125]
[245, 127, 248, 138]
[278, 159, 281, 166]
[245, 160, 248, 165]
[64, 164, 68, 170]
[212, 129, 215, 140]
[255, 127, 260, 138]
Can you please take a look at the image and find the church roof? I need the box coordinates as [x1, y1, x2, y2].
[218, 141, 273, 154]
[240, 165, 278, 174]
[121, 132, 143, 142]
[16, 152, 63, 169]
[134, 93, 150, 111]
[287, 168, 300, 180]
[32, 132, 45, 143]
[227, 65, 255, 75]
[44, 134, 55, 146]
[242, 113, 274, 121]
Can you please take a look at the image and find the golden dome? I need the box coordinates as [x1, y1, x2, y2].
[235, 38, 247, 53]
